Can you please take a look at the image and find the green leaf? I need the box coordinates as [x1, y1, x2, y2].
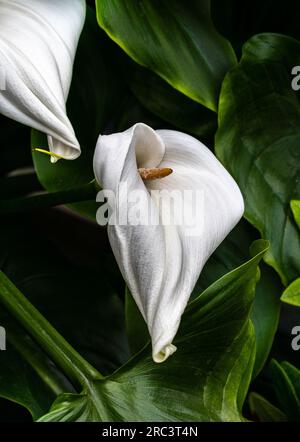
[267, 360, 300, 421]
[194, 223, 281, 378]
[0, 341, 56, 420]
[291, 200, 300, 231]
[248, 392, 287, 422]
[281, 278, 300, 307]
[38, 241, 268, 422]
[195, 223, 251, 291]
[129, 67, 217, 137]
[32, 8, 126, 219]
[250, 265, 281, 377]
[96, 0, 237, 111]
[0, 313, 78, 419]
[113, 94, 167, 134]
[0, 214, 129, 416]
[0, 181, 98, 215]
[216, 33, 300, 285]
[0, 215, 129, 375]
[281, 362, 300, 398]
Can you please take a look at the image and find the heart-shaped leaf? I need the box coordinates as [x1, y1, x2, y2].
[192, 222, 281, 378]
[38, 240, 268, 422]
[96, 0, 237, 111]
[129, 66, 217, 138]
[216, 33, 300, 284]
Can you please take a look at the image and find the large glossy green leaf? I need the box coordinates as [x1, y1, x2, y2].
[194, 222, 281, 378]
[129, 66, 217, 138]
[216, 33, 300, 285]
[0, 214, 129, 417]
[38, 241, 268, 422]
[96, 0, 237, 111]
[112, 93, 168, 134]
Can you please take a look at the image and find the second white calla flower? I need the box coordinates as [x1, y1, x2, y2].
[0, 0, 86, 160]
[93, 123, 244, 363]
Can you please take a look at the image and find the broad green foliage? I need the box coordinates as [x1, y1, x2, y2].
[291, 200, 300, 230]
[281, 278, 300, 306]
[96, 0, 237, 111]
[216, 33, 300, 285]
[129, 67, 217, 137]
[250, 360, 300, 422]
[249, 393, 287, 422]
[250, 265, 281, 376]
[0, 1, 299, 424]
[194, 224, 281, 378]
[0, 216, 129, 418]
[267, 360, 300, 421]
[38, 241, 267, 422]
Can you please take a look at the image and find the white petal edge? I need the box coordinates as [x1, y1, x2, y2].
[153, 344, 177, 363]
[93, 123, 245, 363]
[0, 0, 85, 160]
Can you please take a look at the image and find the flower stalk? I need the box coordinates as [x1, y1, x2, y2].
[0, 181, 99, 214]
[0, 271, 103, 388]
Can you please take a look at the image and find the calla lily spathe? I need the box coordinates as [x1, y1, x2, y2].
[93, 123, 244, 363]
[0, 0, 85, 161]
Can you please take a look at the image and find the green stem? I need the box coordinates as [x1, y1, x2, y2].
[0, 173, 42, 199]
[0, 181, 99, 214]
[0, 271, 103, 388]
[7, 322, 75, 396]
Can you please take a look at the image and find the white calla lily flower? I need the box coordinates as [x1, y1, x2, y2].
[0, 0, 86, 161]
[93, 123, 244, 363]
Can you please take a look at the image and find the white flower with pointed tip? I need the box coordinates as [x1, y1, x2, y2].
[93, 123, 244, 363]
[0, 0, 86, 161]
